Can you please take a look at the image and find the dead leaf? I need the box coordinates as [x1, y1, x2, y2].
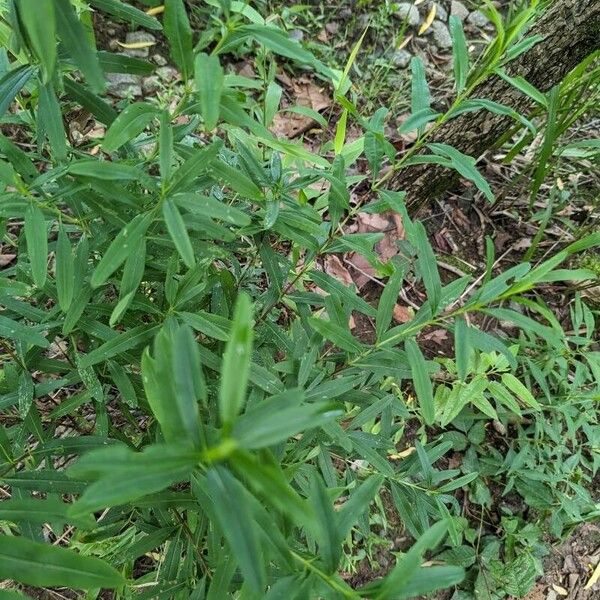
[346, 253, 375, 289]
[116, 40, 156, 50]
[146, 5, 164, 15]
[393, 304, 413, 323]
[389, 446, 416, 459]
[422, 329, 449, 344]
[348, 314, 356, 330]
[324, 255, 353, 286]
[585, 561, 600, 590]
[418, 4, 437, 35]
[0, 253, 16, 267]
[397, 34, 413, 50]
[551, 584, 568, 596]
[271, 77, 331, 138]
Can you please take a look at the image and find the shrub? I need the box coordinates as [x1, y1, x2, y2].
[0, 1, 598, 598]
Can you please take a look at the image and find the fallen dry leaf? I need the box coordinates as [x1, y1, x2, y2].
[585, 560, 600, 590]
[0, 253, 16, 267]
[324, 255, 353, 286]
[418, 4, 437, 35]
[146, 5, 164, 15]
[393, 304, 413, 323]
[271, 77, 331, 139]
[116, 40, 156, 50]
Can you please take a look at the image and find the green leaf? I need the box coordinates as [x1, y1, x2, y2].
[205, 467, 266, 593]
[68, 160, 142, 180]
[55, 0, 105, 93]
[38, 81, 67, 161]
[211, 159, 264, 201]
[162, 200, 195, 268]
[309, 317, 364, 354]
[195, 53, 224, 131]
[0, 498, 93, 529]
[337, 475, 384, 539]
[454, 316, 470, 380]
[0, 315, 48, 348]
[0, 66, 34, 118]
[179, 310, 230, 342]
[91, 211, 153, 288]
[89, 0, 162, 30]
[405, 338, 435, 425]
[142, 326, 203, 447]
[0, 535, 125, 589]
[501, 373, 541, 410]
[428, 143, 494, 202]
[55, 222, 74, 311]
[97, 51, 154, 75]
[413, 221, 441, 312]
[159, 111, 173, 181]
[102, 102, 158, 152]
[233, 396, 340, 449]
[70, 444, 198, 514]
[24, 203, 47, 288]
[496, 69, 548, 107]
[375, 521, 448, 598]
[15, 0, 56, 82]
[398, 108, 440, 134]
[164, 0, 193, 81]
[310, 472, 341, 573]
[79, 324, 159, 368]
[63, 77, 117, 125]
[219, 293, 254, 427]
[449, 16, 468, 93]
[410, 56, 430, 134]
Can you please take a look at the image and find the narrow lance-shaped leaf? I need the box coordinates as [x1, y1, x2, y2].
[195, 53, 223, 131]
[410, 56, 430, 134]
[38, 81, 67, 161]
[449, 16, 468, 93]
[205, 467, 266, 593]
[163, 200, 195, 268]
[454, 316, 470, 381]
[55, 0, 105, 93]
[405, 338, 435, 425]
[24, 203, 47, 288]
[90, 211, 153, 288]
[159, 111, 173, 181]
[0, 535, 125, 589]
[0, 66, 35, 119]
[428, 143, 494, 202]
[102, 102, 158, 152]
[55, 222, 74, 311]
[164, 0, 193, 81]
[15, 0, 56, 82]
[219, 293, 254, 428]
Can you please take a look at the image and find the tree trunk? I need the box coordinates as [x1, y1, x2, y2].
[390, 0, 600, 212]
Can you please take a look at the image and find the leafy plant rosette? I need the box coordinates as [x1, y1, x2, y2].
[0, 1, 598, 598]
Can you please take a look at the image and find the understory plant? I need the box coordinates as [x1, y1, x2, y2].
[0, 1, 598, 599]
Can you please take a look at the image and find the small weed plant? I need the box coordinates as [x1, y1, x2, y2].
[0, 1, 598, 598]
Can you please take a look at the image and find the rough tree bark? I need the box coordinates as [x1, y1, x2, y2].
[391, 0, 600, 211]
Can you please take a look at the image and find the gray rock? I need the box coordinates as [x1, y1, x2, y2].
[427, 1, 448, 22]
[106, 73, 142, 98]
[394, 3, 420, 26]
[157, 66, 179, 83]
[391, 49, 412, 68]
[467, 9, 490, 27]
[450, 0, 469, 21]
[289, 29, 304, 42]
[124, 31, 156, 58]
[429, 20, 452, 49]
[142, 76, 161, 95]
[152, 53, 168, 66]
